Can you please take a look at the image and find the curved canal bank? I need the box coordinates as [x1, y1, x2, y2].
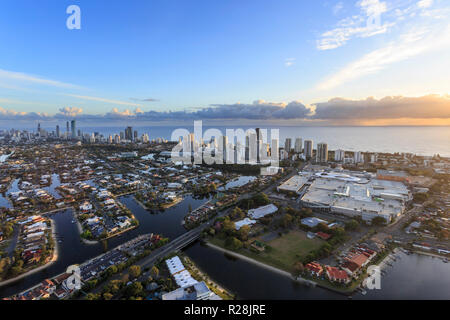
[183, 241, 450, 300]
[0, 194, 209, 298]
[0, 220, 60, 287]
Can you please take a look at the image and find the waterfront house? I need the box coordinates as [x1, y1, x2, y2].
[325, 266, 350, 284]
[305, 262, 324, 277]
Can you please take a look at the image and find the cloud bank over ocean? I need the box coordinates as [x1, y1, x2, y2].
[1, 95, 449, 124]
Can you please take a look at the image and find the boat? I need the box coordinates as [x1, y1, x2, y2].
[443, 258, 448, 263]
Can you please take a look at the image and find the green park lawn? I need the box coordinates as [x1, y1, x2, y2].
[259, 230, 324, 272]
[209, 230, 324, 274]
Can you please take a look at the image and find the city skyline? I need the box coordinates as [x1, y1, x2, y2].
[0, 0, 449, 126]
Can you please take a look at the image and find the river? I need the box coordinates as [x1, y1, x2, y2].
[183, 242, 450, 300]
[1, 181, 449, 299]
[0, 194, 208, 297]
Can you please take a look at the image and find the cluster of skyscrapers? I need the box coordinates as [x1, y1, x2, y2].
[30, 121, 157, 145]
[177, 128, 377, 166]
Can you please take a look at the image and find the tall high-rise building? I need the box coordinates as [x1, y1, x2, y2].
[316, 143, 328, 163]
[256, 128, 262, 163]
[37, 123, 41, 135]
[363, 153, 372, 164]
[271, 138, 279, 161]
[354, 151, 363, 164]
[221, 135, 228, 163]
[125, 126, 133, 141]
[246, 132, 257, 164]
[285, 138, 292, 153]
[335, 149, 345, 162]
[71, 120, 76, 139]
[56, 125, 60, 138]
[304, 140, 313, 159]
[189, 133, 195, 153]
[255, 128, 261, 141]
[294, 137, 302, 153]
[371, 153, 378, 163]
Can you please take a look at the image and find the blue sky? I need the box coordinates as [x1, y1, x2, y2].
[0, 0, 449, 125]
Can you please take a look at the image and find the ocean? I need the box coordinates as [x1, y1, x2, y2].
[74, 125, 450, 157]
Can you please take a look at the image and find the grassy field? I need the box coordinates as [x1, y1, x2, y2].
[259, 230, 324, 272]
[209, 230, 324, 274]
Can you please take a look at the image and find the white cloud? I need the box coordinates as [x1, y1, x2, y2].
[417, 0, 433, 9]
[333, 2, 344, 15]
[58, 106, 83, 117]
[0, 69, 79, 89]
[312, 94, 450, 119]
[65, 94, 142, 107]
[284, 58, 296, 67]
[317, 0, 391, 50]
[316, 16, 450, 90]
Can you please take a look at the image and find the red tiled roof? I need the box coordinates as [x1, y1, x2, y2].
[345, 253, 369, 267]
[305, 262, 323, 274]
[325, 266, 349, 281]
[316, 232, 331, 240]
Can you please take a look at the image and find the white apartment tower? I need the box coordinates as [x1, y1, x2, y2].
[335, 149, 345, 162]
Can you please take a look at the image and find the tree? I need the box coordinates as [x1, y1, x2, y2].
[372, 217, 387, 226]
[225, 237, 243, 250]
[103, 292, 113, 300]
[413, 193, 429, 203]
[293, 261, 304, 275]
[300, 208, 313, 218]
[1, 223, 14, 238]
[231, 207, 244, 220]
[282, 214, 293, 228]
[0, 257, 10, 274]
[106, 280, 122, 294]
[129, 265, 141, 279]
[222, 219, 236, 236]
[252, 193, 270, 206]
[238, 225, 250, 241]
[85, 293, 100, 300]
[106, 265, 118, 277]
[316, 222, 330, 233]
[345, 219, 360, 231]
[126, 281, 144, 297]
[150, 266, 159, 278]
